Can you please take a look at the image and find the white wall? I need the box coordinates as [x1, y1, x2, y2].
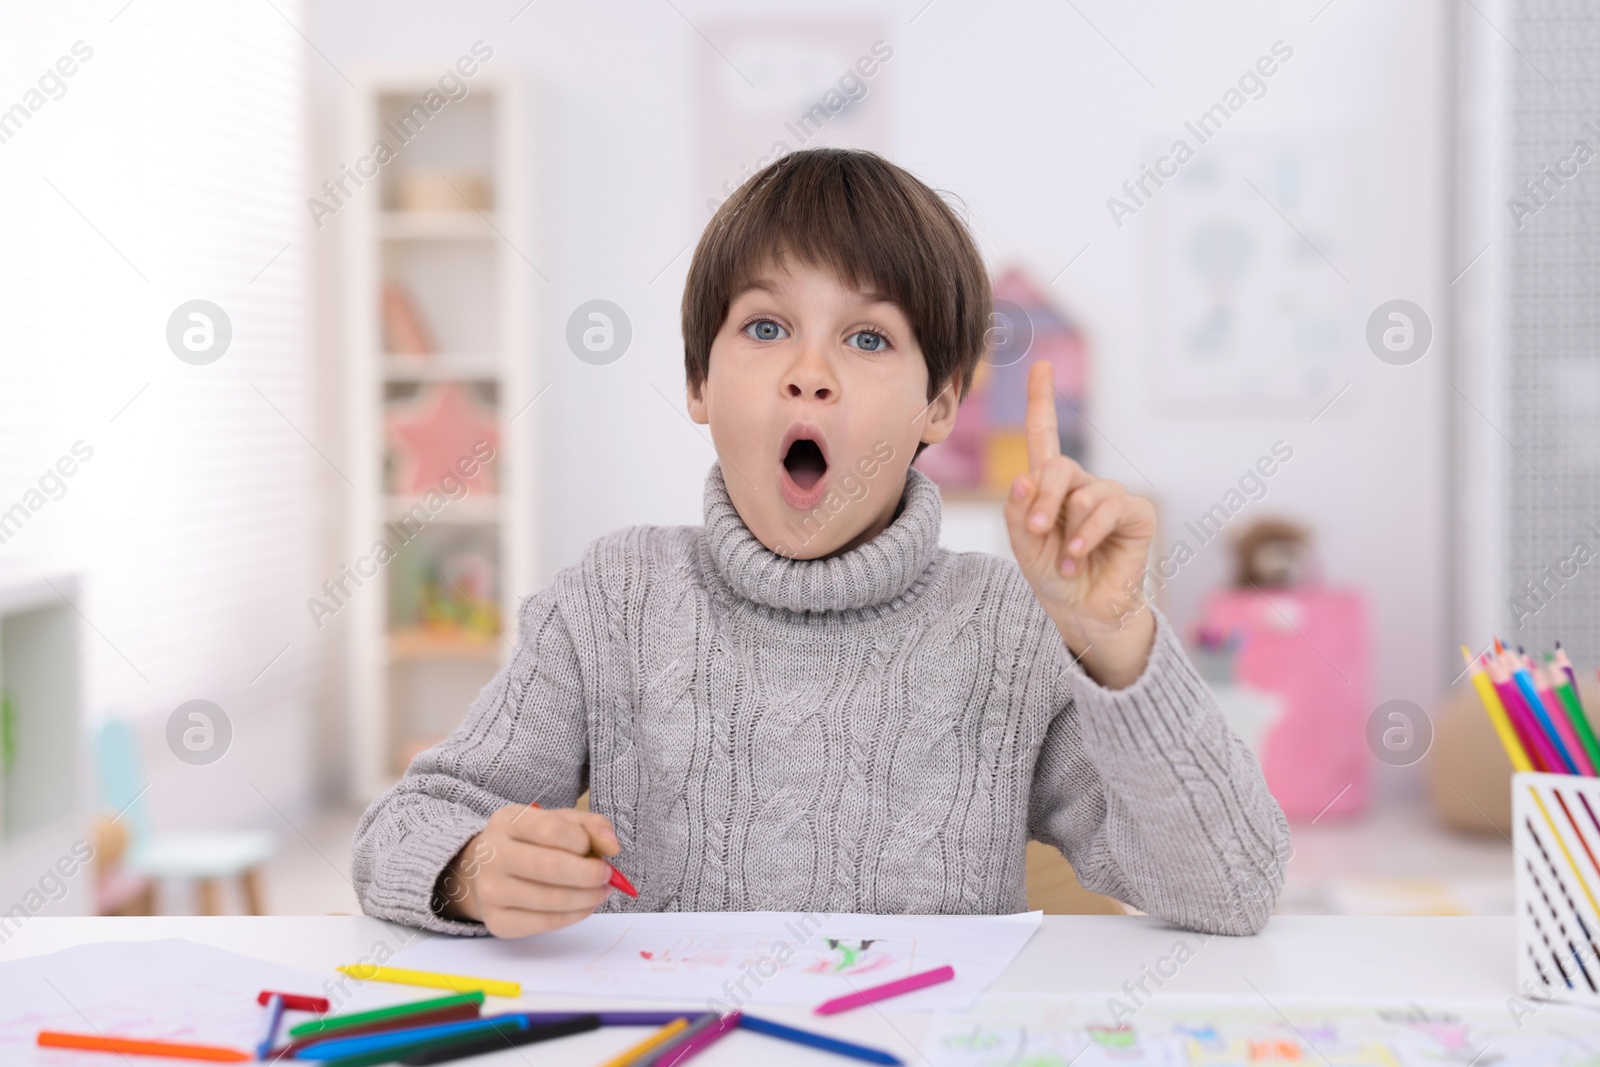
[0, 2, 319, 834]
[306, 1, 1447, 788]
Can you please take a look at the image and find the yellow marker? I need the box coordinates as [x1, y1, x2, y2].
[335, 963, 520, 998]
[595, 1017, 690, 1067]
[1462, 645, 1533, 772]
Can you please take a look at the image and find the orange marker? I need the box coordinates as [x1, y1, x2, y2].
[38, 1031, 250, 1061]
[596, 1017, 691, 1067]
[528, 802, 638, 897]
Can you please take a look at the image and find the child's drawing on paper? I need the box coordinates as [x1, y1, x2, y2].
[598, 931, 772, 974]
[801, 938, 901, 977]
[581, 925, 913, 992]
[921, 996, 1561, 1067]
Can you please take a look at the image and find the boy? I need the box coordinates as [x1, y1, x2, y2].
[353, 148, 1289, 938]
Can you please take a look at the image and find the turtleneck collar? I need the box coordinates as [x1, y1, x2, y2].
[701, 463, 944, 614]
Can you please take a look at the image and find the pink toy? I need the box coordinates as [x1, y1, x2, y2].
[1200, 588, 1370, 820]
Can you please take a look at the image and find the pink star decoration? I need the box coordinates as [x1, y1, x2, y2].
[386, 383, 500, 495]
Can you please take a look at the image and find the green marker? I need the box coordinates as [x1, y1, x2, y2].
[288, 991, 486, 1038]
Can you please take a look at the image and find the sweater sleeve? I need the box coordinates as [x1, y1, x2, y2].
[352, 585, 590, 935]
[1027, 609, 1290, 935]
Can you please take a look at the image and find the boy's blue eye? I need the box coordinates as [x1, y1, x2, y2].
[745, 320, 786, 341]
[847, 330, 887, 352]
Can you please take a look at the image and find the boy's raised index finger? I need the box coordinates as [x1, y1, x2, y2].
[1024, 361, 1061, 470]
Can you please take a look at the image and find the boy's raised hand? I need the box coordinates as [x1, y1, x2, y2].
[437, 804, 618, 937]
[1004, 361, 1158, 689]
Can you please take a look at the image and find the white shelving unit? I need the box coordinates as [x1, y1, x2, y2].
[344, 71, 537, 801]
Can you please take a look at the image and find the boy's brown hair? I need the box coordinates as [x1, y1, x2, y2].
[682, 148, 991, 404]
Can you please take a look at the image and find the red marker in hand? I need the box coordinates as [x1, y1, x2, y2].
[528, 802, 638, 898]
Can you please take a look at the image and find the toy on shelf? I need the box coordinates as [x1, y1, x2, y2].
[385, 382, 499, 496]
[419, 551, 500, 638]
[917, 267, 1087, 494]
[389, 531, 501, 652]
[381, 280, 436, 356]
[1234, 518, 1315, 588]
[1199, 520, 1371, 820]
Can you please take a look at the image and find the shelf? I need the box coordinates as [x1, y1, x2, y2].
[347, 73, 535, 802]
[382, 354, 503, 381]
[388, 628, 500, 661]
[380, 211, 498, 240]
[384, 495, 500, 525]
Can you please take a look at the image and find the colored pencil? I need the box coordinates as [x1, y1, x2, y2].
[1556, 642, 1581, 690]
[527, 802, 639, 897]
[1462, 646, 1532, 772]
[1550, 657, 1600, 772]
[1508, 648, 1579, 773]
[1488, 644, 1548, 766]
[634, 1012, 722, 1067]
[1533, 659, 1595, 774]
[270, 1004, 482, 1057]
[1489, 654, 1559, 772]
[257, 993, 287, 1060]
[296, 1015, 525, 1060]
[814, 965, 957, 1015]
[260, 991, 331, 1013]
[335, 964, 519, 999]
[739, 1014, 904, 1065]
[1521, 649, 1585, 771]
[289, 992, 485, 1038]
[36, 1031, 250, 1062]
[399, 1013, 602, 1064]
[656, 1011, 740, 1067]
[595, 1017, 691, 1067]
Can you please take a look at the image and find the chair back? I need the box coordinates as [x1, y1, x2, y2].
[92, 718, 151, 846]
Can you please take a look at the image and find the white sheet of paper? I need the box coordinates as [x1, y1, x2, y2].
[920, 993, 1600, 1067]
[391, 910, 1042, 1011]
[0, 939, 331, 1063]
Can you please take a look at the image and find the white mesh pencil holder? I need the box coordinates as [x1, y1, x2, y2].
[1514, 771, 1600, 1005]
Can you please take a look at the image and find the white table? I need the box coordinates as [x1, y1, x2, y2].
[1, 915, 1516, 1064]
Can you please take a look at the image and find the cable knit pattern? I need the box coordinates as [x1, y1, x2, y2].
[353, 465, 1290, 937]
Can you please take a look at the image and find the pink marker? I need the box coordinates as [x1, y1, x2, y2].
[813, 964, 956, 1015]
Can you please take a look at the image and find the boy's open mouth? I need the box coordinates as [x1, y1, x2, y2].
[784, 439, 826, 489]
[779, 425, 830, 509]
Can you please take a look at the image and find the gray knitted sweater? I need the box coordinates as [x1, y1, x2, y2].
[354, 465, 1289, 936]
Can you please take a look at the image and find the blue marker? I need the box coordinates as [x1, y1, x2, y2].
[739, 1013, 903, 1065]
[256, 993, 286, 1060]
[293, 1015, 526, 1060]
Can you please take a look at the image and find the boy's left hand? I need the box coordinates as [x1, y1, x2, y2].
[1004, 361, 1157, 689]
